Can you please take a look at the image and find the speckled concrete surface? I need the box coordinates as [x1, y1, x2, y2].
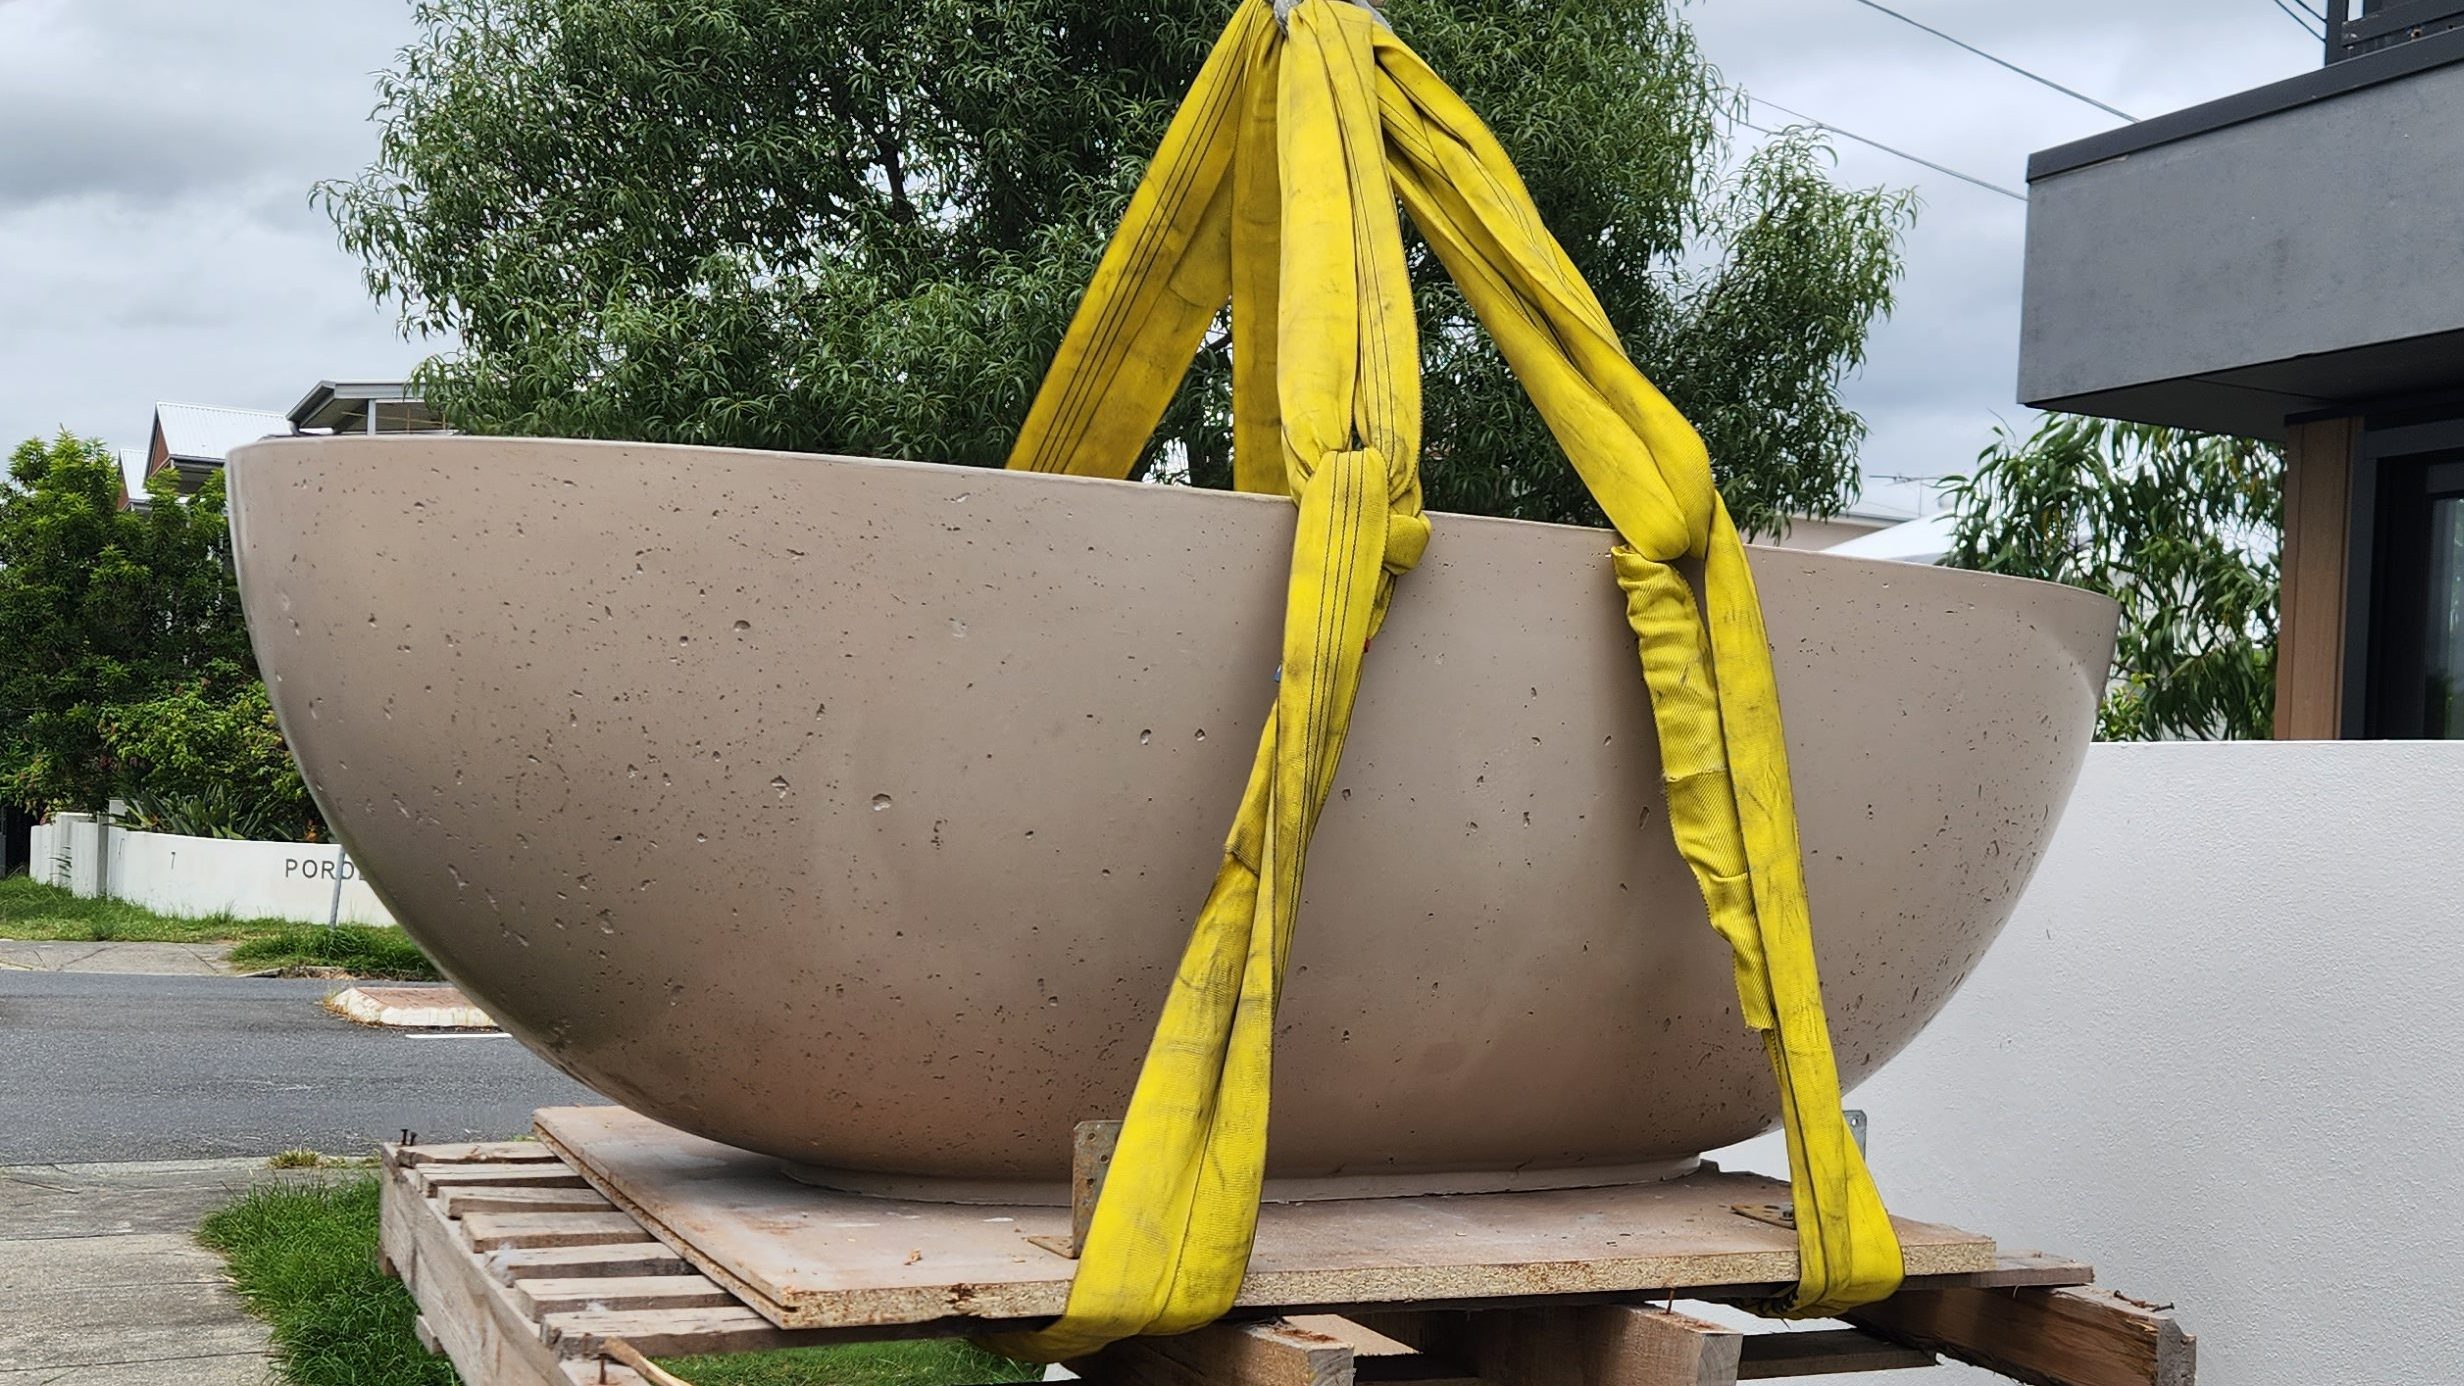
[0, 1159, 290, 1385]
[230, 434, 2117, 1189]
[0, 940, 238, 977]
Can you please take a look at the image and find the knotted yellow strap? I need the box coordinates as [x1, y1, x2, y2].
[1372, 27, 1902, 1316]
[993, 0, 1898, 1357]
[992, 0, 1423, 1359]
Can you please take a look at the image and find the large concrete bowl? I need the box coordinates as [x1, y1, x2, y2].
[228, 435, 2115, 1196]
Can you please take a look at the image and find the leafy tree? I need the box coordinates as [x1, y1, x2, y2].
[323, 0, 1911, 536]
[103, 670, 322, 841]
[1942, 415, 2280, 741]
[0, 434, 258, 814]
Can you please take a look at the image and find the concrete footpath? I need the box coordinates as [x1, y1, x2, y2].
[0, 939, 239, 977]
[0, 1159, 305, 1385]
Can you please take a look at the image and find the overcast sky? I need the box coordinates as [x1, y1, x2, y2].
[0, 0, 2323, 500]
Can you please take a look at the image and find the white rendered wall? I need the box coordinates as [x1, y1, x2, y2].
[31, 821, 396, 927]
[47, 813, 106, 896]
[1715, 740, 2464, 1383]
[25, 817, 65, 888]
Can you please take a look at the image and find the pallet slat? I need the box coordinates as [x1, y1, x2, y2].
[401, 1141, 566, 1166]
[513, 1275, 739, 1317]
[441, 1186, 618, 1219]
[1850, 1285, 2195, 1386]
[484, 1242, 694, 1283]
[1736, 1329, 1934, 1379]
[1361, 1305, 1744, 1386]
[545, 1304, 810, 1357]
[1074, 1318, 1357, 1386]
[1686, 1248, 2096, 1307]
[1953, 1250, 2099, 1289]
[421, 1164, 597, 1190]
[464, 1211, 650, 1252]
[382, 1155, 601, 1386]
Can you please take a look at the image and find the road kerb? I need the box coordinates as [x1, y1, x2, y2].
[325, 983, 497, 1030]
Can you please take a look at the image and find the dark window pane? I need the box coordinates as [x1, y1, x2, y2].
[2428, 495, 2464, 737]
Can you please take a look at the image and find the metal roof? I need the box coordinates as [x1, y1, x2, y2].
[153, 402, 289, 463]
[287, 380, 441, 433]
[1822, 511, 1955, 565]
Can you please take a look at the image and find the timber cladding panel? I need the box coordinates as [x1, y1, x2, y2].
[2276, 416, 2360, 740]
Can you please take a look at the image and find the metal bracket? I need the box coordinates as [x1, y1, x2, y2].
[1727, 1111, 1869, 1233]
[1026, 1118, 1122, 1259]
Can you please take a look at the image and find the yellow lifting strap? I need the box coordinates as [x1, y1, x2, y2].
[992, 0, 1901, 1360]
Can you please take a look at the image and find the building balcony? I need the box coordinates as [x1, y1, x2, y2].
[2019, 26, 2464, 442]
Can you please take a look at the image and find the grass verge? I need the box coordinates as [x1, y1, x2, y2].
[198, 1178, 456, 1386]
[267, 1150, 378, 1170]
[0, 873, 440, 979]
[0, 873, 293, 943]
[201, 1176, 1045, 1386]
[228, 924, 440, 980]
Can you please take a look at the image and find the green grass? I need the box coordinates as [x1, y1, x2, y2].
[668, 1341, 1040, 1386]
[266, 1150, 378, 1170]
[0, 873, 292, 943]
[0, 874, 440, 979]
[228, 924, 441, 980]
[201, 1176, 1046, 1386]
[198, 1178, 457, 1386]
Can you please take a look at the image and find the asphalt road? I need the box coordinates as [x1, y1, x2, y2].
[0, 971, 599, 1163]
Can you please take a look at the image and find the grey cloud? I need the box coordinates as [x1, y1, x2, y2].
[0, 189, 430, 455]
[0, 0, 2333, 493]
[1687, 0, 2321, 486]
[0, 0, 420, 454]
[0, 0, 404, 210]
[0, 67, 309, 206]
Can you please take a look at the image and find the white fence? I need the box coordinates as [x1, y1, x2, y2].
[28, 814, 397, 927]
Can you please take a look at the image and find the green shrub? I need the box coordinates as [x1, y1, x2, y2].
[0, 435, 257, 815]
[103, 670, 322, 840]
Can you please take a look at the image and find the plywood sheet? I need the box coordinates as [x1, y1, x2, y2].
[535, 1106, 1997, 1332]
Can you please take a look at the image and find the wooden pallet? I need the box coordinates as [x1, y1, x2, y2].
[528, 1105, 2011, 1332]
[379, 1133, 2195, 1386]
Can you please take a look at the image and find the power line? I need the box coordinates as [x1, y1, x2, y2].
[2286, 0, 2327, 20]
[1742, 102, 2025, 202]
[1745, 98, 2027, 203]
[2269, 0, 2326, 39]
[1845, 0, 2137, 122]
